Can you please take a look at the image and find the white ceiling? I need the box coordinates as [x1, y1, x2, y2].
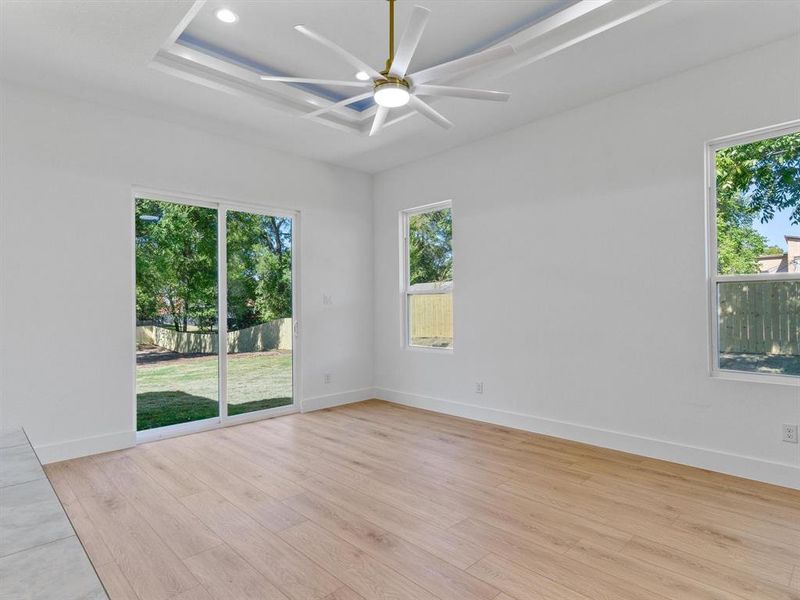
[2, 0, 799, 173]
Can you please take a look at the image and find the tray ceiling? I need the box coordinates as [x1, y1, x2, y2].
[2, 0, 798, 172]
[178, 0, 576, 109]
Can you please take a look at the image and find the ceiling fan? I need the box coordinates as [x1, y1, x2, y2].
[260, 0, 515, 136]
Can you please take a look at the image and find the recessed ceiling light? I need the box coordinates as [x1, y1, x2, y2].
[215, 8, 239, 23]
[355, 71, 370, 81]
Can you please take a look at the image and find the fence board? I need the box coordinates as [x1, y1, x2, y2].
[719, 281, 800, 356]
[136, 319, 292, 354]
[409, 294, 453, 340]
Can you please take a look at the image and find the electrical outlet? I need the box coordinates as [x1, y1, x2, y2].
[475, 382, 484, 394]
[782, 424, 798, 443]
[323, 294, 332, 306]
[323, 373, 332, 385]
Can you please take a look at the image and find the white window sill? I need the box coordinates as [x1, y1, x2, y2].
[710, 369, 800, 387]
[406, 345, 454, 354]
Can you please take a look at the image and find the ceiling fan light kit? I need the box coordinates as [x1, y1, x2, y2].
[259, 0, 514, 135]
[373, 79, 410, 108]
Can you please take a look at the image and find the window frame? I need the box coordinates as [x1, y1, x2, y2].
[705, 120, 800, 385]
[401, 200, 454, 351]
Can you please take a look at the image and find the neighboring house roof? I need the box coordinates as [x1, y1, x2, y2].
[756, 235, 800, 273]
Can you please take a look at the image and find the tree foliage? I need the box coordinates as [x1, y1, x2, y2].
[227, 211, 292, 329]
[135, 199, 292, 332]
[716, 132, 800, 274]
[136, 200, 217, 331]
[409, 208, 452, 285]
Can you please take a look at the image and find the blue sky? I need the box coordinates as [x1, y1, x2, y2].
[754, 206, 800, 249]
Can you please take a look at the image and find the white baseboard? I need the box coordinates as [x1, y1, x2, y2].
[374, 387, 800, 490]
[32, 388, 798, 489]
[32, 387, 374, 464]
[301, 387, 376, 413]
[34, 430, 136, 464]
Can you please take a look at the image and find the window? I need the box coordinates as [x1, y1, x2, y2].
[402, 202, 453, 349]
[707, 123, 800, 380]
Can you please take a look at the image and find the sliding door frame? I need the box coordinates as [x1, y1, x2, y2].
[132, 186, 302, 443]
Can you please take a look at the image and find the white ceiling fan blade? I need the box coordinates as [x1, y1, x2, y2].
[303, 91, 374, 119]
[409, 45, 515, 85]
[413, 84, 510, 102]
[388, 5, 431, 78]
[369, 106, 390, 136]
[409, 96, 453, 130]
[294, 25, 385, 81]
[260, 75, 371, 88]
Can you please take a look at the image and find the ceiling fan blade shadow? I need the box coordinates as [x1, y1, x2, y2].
[294, 25, 385, 81]
[303, 92, 374, 119]
[409, 96, 453, 129]
[260, 76, 372, 88]
[369, 106, 390, 136]
[409, 45, 515, 85]
[389, 5, 431, 78]
[413, 84, 510, 102]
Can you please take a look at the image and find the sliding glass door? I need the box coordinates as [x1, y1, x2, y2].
[135, 195, 296, 434]
[135, 199, 220, 431]
[225, 210, 293, 416]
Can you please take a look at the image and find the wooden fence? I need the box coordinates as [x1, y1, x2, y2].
[137, 318, 292, 354]
[718, 280, 800, 356]
[410, 293, 453, 340]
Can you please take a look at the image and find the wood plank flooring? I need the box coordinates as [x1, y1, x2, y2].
[44, 400, 800, 600]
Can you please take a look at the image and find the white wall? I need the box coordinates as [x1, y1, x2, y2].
[0, 83, 374, 462]
[373, 36, 800, 488]
[2, 37, 799, 488]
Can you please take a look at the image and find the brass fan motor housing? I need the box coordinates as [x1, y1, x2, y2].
[374, 76, 410, 92]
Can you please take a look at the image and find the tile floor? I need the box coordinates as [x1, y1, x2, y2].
[0, 429, 107, 600]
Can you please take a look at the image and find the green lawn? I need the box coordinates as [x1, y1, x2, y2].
[137, 351, 292, 430]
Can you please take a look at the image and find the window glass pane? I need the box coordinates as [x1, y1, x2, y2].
[409, 293, 453, 348]
[409, 208, 452, 285]
[715, 133, 800, 275]
[226, 211, 293, 415]
[135, 198, 219, 430]
[718, 280, 800, 376]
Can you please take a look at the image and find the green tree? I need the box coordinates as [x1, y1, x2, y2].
[137, 202, 293, 333]
[226, 213, 292, 329]
[136, 199, 217, 332]
[409, 208, 452, 285]
[716, 132, 800, 274]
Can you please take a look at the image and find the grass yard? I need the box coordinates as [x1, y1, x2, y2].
[137, 350, 292, 430]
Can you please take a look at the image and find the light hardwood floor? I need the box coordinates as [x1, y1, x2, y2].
[45, 400, 800, 600]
